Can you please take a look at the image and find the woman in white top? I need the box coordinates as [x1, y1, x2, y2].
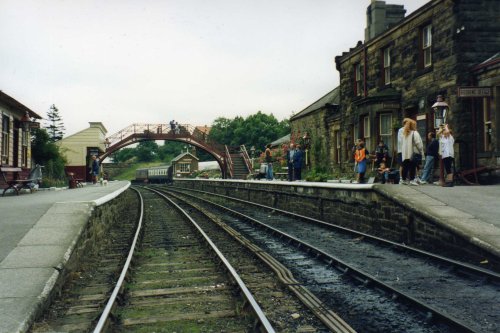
[401, 119, 424, 185]
[438, 124, 455, 187]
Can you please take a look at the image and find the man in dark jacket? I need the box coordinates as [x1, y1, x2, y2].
[420, 132, 439, 184]
[293, 144, 304, 181]
[90, 155, 100, 184]
[286, 143, 295, 181]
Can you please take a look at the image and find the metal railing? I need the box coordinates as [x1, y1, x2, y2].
[225, 145, 233, 179]
[239, 145, 253, 176]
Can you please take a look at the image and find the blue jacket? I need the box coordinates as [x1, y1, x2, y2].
[91, 159, 100, 174]
[292, 149, 303, 168]
[426, 139, 439, 159]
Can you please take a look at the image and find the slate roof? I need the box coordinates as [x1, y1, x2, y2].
[0, 90, 42, 119]
[172, 152, 199, 162]
[270, 134, 291, 148]
[290, 86, 339, 121]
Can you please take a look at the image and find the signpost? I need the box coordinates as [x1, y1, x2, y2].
[457, 87, 491, 98]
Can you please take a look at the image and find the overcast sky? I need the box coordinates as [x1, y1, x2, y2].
[1, 0, 428, 136]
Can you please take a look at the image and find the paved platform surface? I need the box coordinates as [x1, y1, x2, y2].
[0, 181, 130, 333]
[375, 183, 500, 259]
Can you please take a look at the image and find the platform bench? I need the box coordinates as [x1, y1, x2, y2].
[0, 166, 37, 196]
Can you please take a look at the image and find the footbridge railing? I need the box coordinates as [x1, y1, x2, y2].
[101, 123, 230, 177]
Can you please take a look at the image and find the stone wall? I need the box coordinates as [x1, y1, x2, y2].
[290, 108, 332, 171]
[175, 179, 499, 270]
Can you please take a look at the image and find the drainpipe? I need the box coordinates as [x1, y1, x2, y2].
[363, 45, 368, 97]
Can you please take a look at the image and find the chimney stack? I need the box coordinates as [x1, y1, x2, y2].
[365, 0, 406, 41]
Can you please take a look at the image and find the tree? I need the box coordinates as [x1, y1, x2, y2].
[208, 112, 290, 152]
[31, 128, 66, 180]
[45, 104, 65, 142]
[135, 140, 159, 162]
[112, 147, 136, 163]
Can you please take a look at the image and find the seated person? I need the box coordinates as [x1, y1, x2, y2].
[377, 162, 397, 184]
[375, 140, 390, 167]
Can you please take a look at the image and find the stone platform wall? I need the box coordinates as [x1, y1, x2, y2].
[174, 179, 499, 270]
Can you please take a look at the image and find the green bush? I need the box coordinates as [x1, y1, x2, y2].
[304, 169, 331, 182]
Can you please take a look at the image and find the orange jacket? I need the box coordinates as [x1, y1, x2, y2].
[354, 148, 366, 163]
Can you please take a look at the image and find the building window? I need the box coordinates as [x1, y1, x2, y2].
[379, 114, 393, 154]
[383, 47, 391, 85]
[354, 63, 362, 96]
[178, 162, 190, 173]
[21, 128, 29, 167]
[422, 24, 432, 68]
[362, 116, 371, 150]
[1, 116, 10, 165]
[335, 130, 341, 164]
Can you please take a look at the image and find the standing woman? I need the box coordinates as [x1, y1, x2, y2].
[438, 124, 455, 187]
[264, 144, 274, 181]
[401, 119, 424, 185]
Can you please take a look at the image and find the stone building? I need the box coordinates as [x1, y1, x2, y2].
[56, 122, 108, 181]
[0, 91, 41, 171]
[334, 0, 500, 172]
[171, 151, 199, 178]
[290, 87, 340, 171]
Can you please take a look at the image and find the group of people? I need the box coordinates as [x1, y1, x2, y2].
[169, 120, 180, 134]
[380, 118, 454, 186]
[353, 118, 454, 186]
[263, 143, 304, 181]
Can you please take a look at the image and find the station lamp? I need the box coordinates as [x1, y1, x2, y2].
[432, 95, 448, 129]
[20, 111, 31, 132]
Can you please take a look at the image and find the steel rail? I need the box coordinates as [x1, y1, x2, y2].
[162, 188, 356, 333]
[145, 187, 276, 333]
[93, 187, 144, 333]
[171, 186, 500, 283]
[164, 187, 480, 333]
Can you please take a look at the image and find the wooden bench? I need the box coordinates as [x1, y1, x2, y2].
[1, 165, 42, 196]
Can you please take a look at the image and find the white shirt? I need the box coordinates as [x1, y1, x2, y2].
[397, 127, 404, 153]
[440, 135, 454, 158]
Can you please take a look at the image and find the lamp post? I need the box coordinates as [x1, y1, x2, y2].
[432, 95, 449, 186]
[302, 132, 311, 166]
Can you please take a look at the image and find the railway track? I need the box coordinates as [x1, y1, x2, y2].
[103, 187, 276, 332]
[156, 187, 355, 333]
[159, 185, 500, 333]
[33, 186, 355, 332]
[31, 191, 140, 333]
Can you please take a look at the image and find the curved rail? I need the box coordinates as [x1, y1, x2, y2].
[164, 187, 482, 333]
[145, 187, 275, 333]
[174, 187, 500, 283]
[93, 187, 144, 333]
[159, 187, 356, 333]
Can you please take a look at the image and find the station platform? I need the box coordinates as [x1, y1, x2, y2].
[375, 183, 500, 259]
[0, 181, 130, 333]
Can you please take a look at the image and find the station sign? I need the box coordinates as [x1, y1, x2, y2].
[457, 87, 492, 98]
